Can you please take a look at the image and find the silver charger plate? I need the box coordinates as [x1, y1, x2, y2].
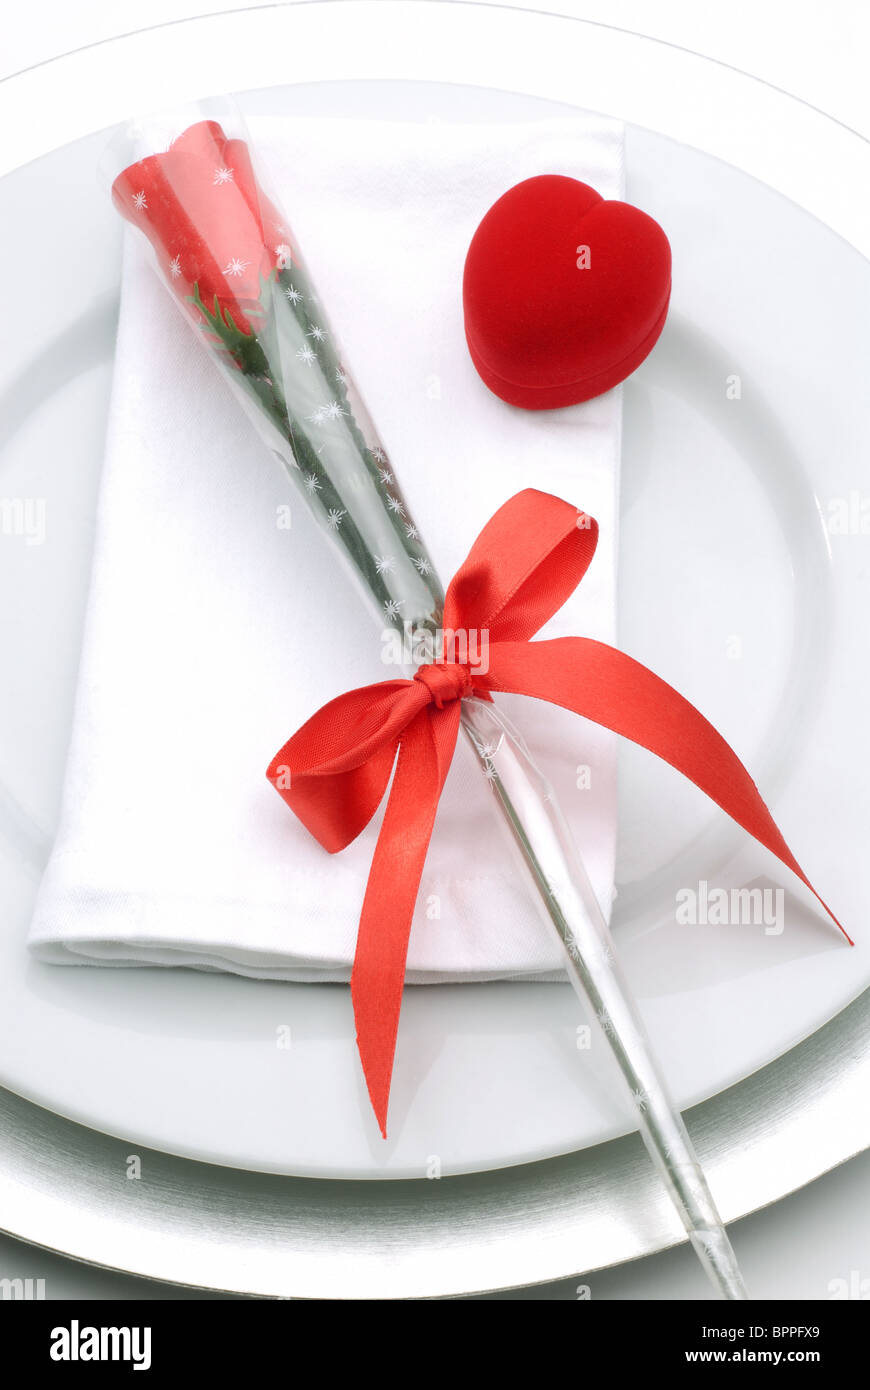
[1, 984, 869, 1297]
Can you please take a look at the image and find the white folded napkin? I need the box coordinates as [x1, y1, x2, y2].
[29, 112, 624, 982]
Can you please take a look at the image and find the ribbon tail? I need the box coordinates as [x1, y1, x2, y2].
[351, 702, 461, 1137]
[484, 638, 850, 943]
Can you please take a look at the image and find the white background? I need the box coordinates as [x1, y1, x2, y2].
[1, 0, 869, 1301]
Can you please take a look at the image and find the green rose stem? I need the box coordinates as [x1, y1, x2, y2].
[188, 275, 441, 631]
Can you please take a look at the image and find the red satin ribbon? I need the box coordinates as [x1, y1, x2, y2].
[267, 489, 848, 1137]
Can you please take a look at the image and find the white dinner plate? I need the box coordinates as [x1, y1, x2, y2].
[1, 70, 868, 1178]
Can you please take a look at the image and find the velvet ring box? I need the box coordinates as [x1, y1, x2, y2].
[463, 174, 672, 409]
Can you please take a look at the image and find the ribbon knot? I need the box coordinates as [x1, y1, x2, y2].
[414, 659, 474, 708]
[267, 488, 847, 1139]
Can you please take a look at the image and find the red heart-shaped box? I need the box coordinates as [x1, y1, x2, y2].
[463, 175, 671, 409]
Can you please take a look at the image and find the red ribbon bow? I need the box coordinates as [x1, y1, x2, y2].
[268, 490, 847, 1136]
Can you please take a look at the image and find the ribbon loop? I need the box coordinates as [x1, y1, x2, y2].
[268, 490, 848, 1137]
[443, 489, 599, 641]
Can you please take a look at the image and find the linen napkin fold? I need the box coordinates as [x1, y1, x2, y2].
[29, 112, 624, 982]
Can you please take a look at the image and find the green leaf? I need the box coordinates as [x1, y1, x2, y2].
[187, 281, 273, 378]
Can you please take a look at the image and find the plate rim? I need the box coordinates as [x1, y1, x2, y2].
[2, 2, 869, 256]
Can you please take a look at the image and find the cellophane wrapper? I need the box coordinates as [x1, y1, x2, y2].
[107, 99, 747, 1300]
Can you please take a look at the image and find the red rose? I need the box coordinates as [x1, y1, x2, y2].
[112, 120, 291, 336]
